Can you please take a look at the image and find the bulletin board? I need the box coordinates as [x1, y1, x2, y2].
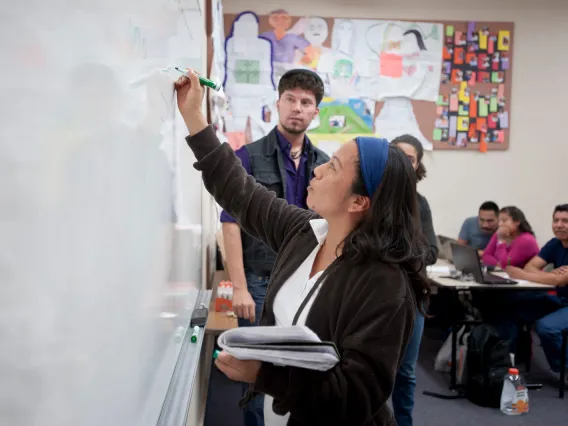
[403, 21, 514, 151]
[223, 12, 514, 152]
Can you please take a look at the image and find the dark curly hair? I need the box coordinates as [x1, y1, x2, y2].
[391, 134, 427, 182]
[278, 69, 325, 106]
[342, 144, 432, 312]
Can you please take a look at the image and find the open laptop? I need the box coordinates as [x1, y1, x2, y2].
[437, 235, 459, 262]
[450, 243, 517, 285]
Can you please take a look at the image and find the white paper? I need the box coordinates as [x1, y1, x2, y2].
[331, 19, 356, 57]
[217, 326, 340, 371]
[224, 11, 276, 131]
[335, 19, 444, 102]
[427, 265, 452, 274]
[499, 111, 509, 129]
[374, 97, 433, 150]
[211, 0, 226, 84]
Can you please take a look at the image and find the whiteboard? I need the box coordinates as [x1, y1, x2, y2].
[0, 1, 206, 425]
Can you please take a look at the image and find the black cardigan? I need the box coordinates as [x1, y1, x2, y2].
[188, 126, 415, 426]
[418, 193, 439, 266]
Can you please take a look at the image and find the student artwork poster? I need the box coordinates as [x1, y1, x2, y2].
[222, 11, 442, 147]
[222, 13, 514, 151]
[434, 21, 514, 151]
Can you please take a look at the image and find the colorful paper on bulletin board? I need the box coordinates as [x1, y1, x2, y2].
[309, 97, 374, 134]
[222, 13, 514, 151]
[432, 20, 514, 151]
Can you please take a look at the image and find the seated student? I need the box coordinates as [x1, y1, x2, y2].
[458, 201, 499, 254]
[482, 206, 539, 269]
[507, 204, 568, 378]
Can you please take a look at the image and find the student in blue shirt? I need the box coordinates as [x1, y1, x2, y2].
[458, 201, 499, 254]
[508, 204, 568, 378]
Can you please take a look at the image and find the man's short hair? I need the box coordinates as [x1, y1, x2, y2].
[278, 69, 325, 106]
[554, 204, 568, 215]
[479, 201, 499, 215]
[269, 9, 288, 15]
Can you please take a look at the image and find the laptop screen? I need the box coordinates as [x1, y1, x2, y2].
[450, 243, 484, 282]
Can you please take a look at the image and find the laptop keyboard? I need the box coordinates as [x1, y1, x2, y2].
[483, 273, 517, 285]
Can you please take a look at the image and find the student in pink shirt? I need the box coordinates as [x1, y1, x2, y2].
[482, 206, 539, 269]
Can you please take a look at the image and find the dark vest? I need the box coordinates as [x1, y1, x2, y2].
[241, 128, 329, 275]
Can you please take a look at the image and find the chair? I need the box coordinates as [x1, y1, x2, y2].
[561, 328, 567, 398]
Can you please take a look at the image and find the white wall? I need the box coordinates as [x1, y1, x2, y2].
[223, 0, 568, 246]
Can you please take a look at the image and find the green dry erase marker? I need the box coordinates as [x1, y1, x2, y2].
[213, 349, 220, 359]
[174, 67, 221, 91]
[190, 325, 200, 343]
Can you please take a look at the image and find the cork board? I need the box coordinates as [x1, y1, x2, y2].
[223, 12, 514, 151]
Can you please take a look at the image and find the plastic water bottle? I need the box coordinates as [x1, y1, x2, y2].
[500, 368, 529, 415]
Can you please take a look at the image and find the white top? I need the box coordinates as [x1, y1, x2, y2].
[264, 219, 329, 425]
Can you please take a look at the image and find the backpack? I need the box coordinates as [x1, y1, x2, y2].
[434, 325, 471, 385]
[465, 324, 512, 408]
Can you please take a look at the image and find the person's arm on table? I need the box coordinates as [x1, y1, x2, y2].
[525, 239, 556, 273]
[523, 256, 547, 273]
[506, 266, 568, 286]
[175, 70, 315, 254]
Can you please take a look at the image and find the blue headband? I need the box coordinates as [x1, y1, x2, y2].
[355, 136, 390, 198]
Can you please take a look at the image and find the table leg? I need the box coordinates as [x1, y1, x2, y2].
[450, 320, 458, 389]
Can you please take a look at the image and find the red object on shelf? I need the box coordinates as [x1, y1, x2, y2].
[215, 281, 234, 312]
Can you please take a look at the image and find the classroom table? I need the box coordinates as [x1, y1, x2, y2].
[427, 259, 555, 391]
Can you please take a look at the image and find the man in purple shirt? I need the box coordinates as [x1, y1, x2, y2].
[221, 69, 328, 426]
[260, 9, 314, 64]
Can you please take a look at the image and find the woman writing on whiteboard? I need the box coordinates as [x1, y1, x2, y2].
[175, 70, 430, 426]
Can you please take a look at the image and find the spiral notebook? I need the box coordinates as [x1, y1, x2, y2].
[217, 325, 340, 371]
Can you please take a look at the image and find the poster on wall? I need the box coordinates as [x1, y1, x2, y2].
[223, 12, 513, 152]
[373, 20, 513, 151]
[223, 12, 276, 132]
[432, 22, 513, 151]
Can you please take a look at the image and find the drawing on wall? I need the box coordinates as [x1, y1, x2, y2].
[331, 19, 356, 57]
[223, 12, 513, 151]
[223, 11, 276, 131]
[435, 22, 512, 151]
[365, 21, 443, 150]
[259, 9, 316, 82]
[308, 97, 374, 134]
[365, 21, 443, 101]
[295, 16, 329, 70]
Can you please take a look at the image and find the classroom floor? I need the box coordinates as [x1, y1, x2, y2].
[204, 329, 567, 426]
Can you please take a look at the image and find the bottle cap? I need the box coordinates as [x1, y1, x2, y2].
[509, 368, 519, 375]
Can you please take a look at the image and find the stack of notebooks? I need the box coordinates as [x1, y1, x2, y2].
[217, 326, 340, 371]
